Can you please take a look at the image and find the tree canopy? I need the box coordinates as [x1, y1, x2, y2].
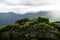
[0, 16, 60, 40]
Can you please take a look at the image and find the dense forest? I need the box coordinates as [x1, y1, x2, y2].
[0, 16, 60, 40]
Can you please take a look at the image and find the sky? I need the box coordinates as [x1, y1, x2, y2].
[0, 0, 60, 14]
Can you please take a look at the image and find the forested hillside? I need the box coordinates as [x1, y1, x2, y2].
[0, 16, 60, 40]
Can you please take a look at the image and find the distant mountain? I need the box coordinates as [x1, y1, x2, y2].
[0, 11, 51, 26]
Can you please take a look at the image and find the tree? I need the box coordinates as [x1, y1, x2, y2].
[0, 16, 60, 40]
[15, 18, 31, 25]
[0, 24, 21, 40]
[36, 23, 59, 40]
[37, 16, 49, 23]
[31, 18, 38, 25]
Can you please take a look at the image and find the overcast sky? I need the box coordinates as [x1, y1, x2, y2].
[0, 0, 60, 13]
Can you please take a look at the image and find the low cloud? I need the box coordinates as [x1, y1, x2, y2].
[0, 0, 60, 13]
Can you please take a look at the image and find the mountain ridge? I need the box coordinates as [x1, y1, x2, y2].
[0, 11, 50, 26]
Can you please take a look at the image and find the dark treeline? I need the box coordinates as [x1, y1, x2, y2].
[0, 16, 60, 40]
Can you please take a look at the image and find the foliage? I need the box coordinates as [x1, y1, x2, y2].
[15, 18, 31, 25]
[37, 16, 49, 23]
[0, 16, 60, 40]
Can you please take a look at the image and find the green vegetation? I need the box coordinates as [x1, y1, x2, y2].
[0, 16, 60, 40]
